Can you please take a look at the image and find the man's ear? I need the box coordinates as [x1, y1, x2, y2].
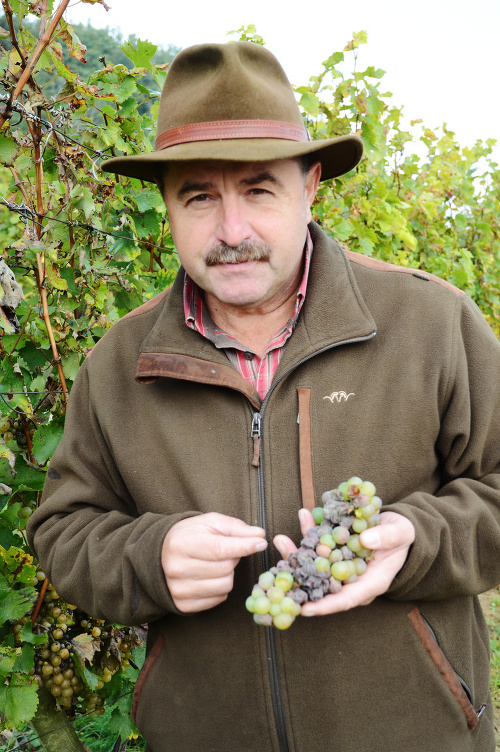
[305, 161, 322, 222]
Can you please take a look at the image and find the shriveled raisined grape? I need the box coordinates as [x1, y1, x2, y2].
[247, 477, 382, 629]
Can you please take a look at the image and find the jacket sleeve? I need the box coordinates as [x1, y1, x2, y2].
[26, 361, 199, 626]
[386, 294, 500, 602]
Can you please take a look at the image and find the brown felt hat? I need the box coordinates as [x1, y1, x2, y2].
[101, 42, 363, 182]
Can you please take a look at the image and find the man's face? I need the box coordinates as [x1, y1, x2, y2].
[162, 158, 321, 313]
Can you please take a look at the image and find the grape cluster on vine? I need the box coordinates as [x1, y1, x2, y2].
[246, 477, 382, 629]
[11, 569, 144, 717]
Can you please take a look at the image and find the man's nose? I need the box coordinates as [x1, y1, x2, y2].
[214, 196, 252, 247]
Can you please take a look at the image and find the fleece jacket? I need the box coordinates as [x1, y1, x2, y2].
[27, 221, 500, 752]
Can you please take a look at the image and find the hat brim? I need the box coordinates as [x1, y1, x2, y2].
[100, 133, 363, 183]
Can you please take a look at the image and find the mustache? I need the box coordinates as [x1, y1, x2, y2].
[205, 241, 271, 266]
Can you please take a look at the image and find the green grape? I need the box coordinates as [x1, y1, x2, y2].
[280, 596, 298, 615]
[352, 517, 368, 533]
[311, 507, 324, 524]
[371, 496, 383, 510]
[357, 545, 372, 559]
[314, 556, 330, 573]
[254, 597, 271, 615]
[337, 481, 349, 500]
[275, 572, 294, 592]
[269, 602, 282, 616]
[252, 586, 265, 599]
[346, 476, 363, 489]
[273, 612, 295, 630]
[245, 596, 256, 613]
[332, 526, 350, 545]
[329, 549, 343, 564]
[319, 534, 336, 549]
[366, 514, 381, 527]
[346, 534, 362, 554]
[258, 571, 275, 591]
[267, 587, 285, 604]
[359, 481, 376, 498]
[353, 558, 367, 575]
[331, 560, 355, 581]
[358, 503, 375, 519]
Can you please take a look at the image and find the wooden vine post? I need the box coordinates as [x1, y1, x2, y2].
[29, 689, 91, 752]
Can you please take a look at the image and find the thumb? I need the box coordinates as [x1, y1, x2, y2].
[273, 535, 297, 560]
[298, 508, 316, 536]
[360, 512, 415, 550]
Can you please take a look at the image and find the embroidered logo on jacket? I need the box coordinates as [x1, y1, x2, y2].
[323, 391, 355, 403]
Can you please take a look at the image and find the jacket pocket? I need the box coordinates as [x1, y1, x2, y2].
[131, 633, 165, 725]
[408, 607, 486, 730]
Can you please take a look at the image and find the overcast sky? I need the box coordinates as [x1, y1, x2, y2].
[65, 0, 499, 162]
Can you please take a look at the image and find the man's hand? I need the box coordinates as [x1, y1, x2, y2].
[274, 509, 415, 616]
[162, 513, 267, 613]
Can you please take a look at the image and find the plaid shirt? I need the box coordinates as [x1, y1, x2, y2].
[184, 230, 313, 400]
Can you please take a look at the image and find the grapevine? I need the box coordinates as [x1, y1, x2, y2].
[9, 568, 145, 718]
[246, 477, 382, 629]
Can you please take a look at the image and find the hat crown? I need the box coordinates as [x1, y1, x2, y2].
[100, 41, 364, 184]
[157, 42, 305, 133]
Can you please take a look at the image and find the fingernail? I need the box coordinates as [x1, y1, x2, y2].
[302, 611, 315, 617]
[298, 509, 308, 522]
[255, 540, 268, 552]
[249, 526, 265, 534]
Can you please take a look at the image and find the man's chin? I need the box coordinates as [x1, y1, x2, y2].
[206, 284, 271, 311]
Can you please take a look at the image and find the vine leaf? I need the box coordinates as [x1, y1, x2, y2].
[70, 633, 101, 665]
[0, 673, 39, 730]
[32, 423, 64, 466]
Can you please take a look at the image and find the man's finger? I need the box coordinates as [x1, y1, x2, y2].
[205, 533, 268, 561]
[205, 513, 266, 539]
[170, 573, 235, 601]
[298, 508, 316, 537]
[173, 593, 230, 613]
[273, 534, 297, 559]
[165, 557, 240, 581]
[301, 569, 387, 616]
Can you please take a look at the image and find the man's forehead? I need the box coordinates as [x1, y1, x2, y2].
[163, 158, 299, 187]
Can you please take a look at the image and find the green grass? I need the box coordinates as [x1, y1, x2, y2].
[73, 705, 146, 752]
[0, 704, 146, 752]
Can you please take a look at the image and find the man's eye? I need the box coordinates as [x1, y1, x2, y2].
[190, 194, 210, 203]
[250, 188, 268, 195]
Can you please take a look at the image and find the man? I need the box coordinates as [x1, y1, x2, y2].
[27, 42, 500, 752]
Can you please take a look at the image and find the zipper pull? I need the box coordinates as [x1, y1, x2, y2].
[251, 412, 261, 468]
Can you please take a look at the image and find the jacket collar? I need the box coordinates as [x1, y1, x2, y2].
[136, 221, 376, 405]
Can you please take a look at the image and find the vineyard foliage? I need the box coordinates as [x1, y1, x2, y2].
[0, 2, 499, 741]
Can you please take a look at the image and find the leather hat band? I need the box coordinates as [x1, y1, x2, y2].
[155, 120, 309, 151]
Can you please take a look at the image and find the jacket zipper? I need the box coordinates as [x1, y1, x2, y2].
[250, 330, 377, 752]
[252, 409, 290, 752]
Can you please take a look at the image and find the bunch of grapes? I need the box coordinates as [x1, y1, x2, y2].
[0, 413, 35, 449]
[17, 570, 144, 716]
[246, 477, 382, 630]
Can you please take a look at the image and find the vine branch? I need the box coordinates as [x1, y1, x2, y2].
[0, 0, 71, 128]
